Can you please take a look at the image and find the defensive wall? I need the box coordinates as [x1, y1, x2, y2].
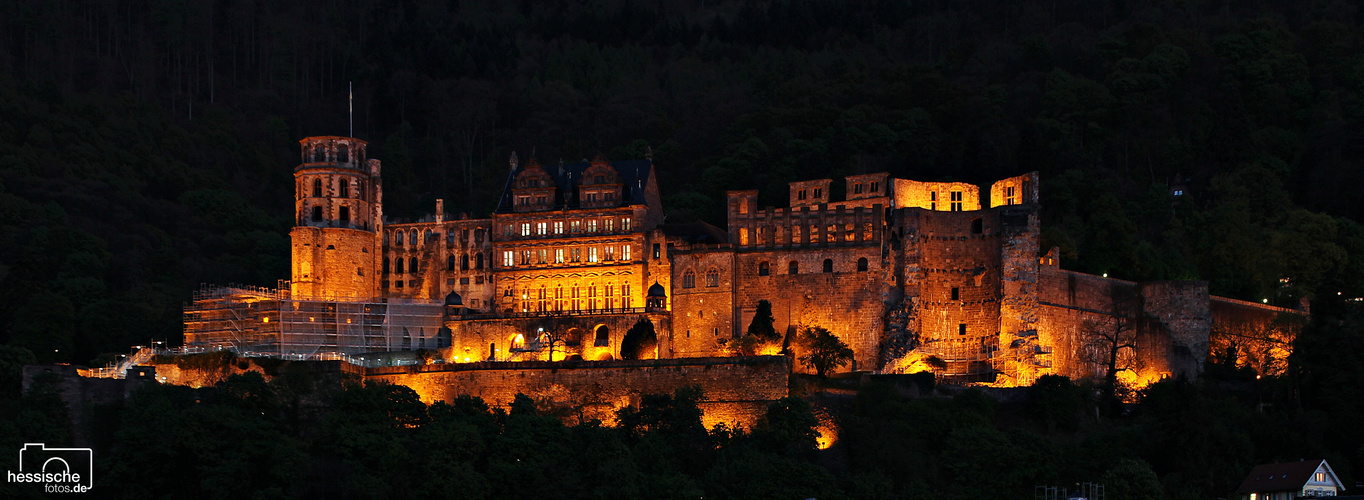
[1208, 296, 1306, 375]
[366, 356, 791, 429]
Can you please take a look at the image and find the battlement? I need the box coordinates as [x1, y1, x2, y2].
[297, 136, 369, 172]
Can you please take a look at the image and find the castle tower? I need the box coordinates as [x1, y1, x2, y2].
[290, 136, 381, 300]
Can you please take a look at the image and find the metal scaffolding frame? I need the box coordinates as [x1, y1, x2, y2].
[184, 284, 445, 357]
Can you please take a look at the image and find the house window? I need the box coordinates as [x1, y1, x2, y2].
[537, 249, 547, 264]
[950, 191, 963, 211]
[706, 269, 719, 287]
[588, 247, 598, 263]
[339, 179, 350, 198]
[789, 261, 799, 275]
[1006, 185, 1016, 205]
[460, 254, 470, 270]
[554, 221, 564, 234]
[502, 251, 514, 267]
[1316, 472, 1325, 482]
[605, 218, 614, 232]
[520, 250, 531, 265]
[622, 218, 631, 231]
[521, 223, 531, 236]
[555, 248, 564, 264]
[857, 258, 868, 272]
[959, 324, 967, 336]
[313, 178, 323, 197]
[410, 258, 419, 274]
[951, 287, 960, 301]
[536, 222, 547, 235]
[930, 191, 937, 211]
[338, 144, 349, 163]
[652, 244, 661, 259]
[409, 230, 418, 245]
[587, 219, 598, 232]
[622, 244, 631, 261]
[382, 258, 390, 274]
[571, 248, 581, 262]
[571, 220, 581, 233]
[682, 271, 695, 289]
[758, 261, 770, 276]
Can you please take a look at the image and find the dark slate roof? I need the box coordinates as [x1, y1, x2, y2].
[496, 159, 654, 213]
[647, 282, 667, 297]
[660, 221, 729, 245]
[1236, 459, 1328, 493]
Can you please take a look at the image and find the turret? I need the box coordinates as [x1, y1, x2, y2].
[290, 136, 380, 300]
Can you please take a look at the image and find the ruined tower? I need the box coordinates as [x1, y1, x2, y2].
[290, 136, 382, 300]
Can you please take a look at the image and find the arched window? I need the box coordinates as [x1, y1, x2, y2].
[682, 270, 696, 289]
[475, 253, 484, 269]
[394, 231, 404, 246]
[758, 261, 770, 276]
[313, 145, 325, 162]
[425, 230, 434, 243]
[823, 259, 833, 273]
[410, 257, 419, 274]
[460, 254, 470, 270]
[311, 206, 323, 222]
[447, 256, 456, 271]
[338, 144, 349, 163]
[382, 258, 391, 274]
[339, 179, 350, 198]
[395, 258, 405, 274]
[594, 325, 610, 347]
[409, 230, 417, 245]
[857, 257, 868, 272]
[789, 261, 799, 275]
[705, 268, 720, 287]
[313, 178, 323, 197]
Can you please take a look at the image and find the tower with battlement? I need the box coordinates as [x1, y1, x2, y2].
[290, 136, 382, 301]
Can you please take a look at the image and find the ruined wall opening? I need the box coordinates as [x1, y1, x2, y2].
[822, 259, 833, 273]
[857, 258, 868, 272]
[789, 261, 799, 275]
[971, 218, 983, 234]
[594, 325, 610, 347]
[759, 261, 770, 276]
[620, 319, 657, 360]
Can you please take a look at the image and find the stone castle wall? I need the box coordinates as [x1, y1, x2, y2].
[367, 356, 790, 429]
[444, 313, 670, 362]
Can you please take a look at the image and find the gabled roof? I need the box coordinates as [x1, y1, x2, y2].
[1235, 459, 1340, 493]
[496, 159, 654, 213]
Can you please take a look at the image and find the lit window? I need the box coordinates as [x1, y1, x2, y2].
[571, 220, 581, 233]
[605, 218, 614, 232]
[950, 191, 963, 211]
[589, 247, 598, 263]
[587, 219, 598, 232]
[520, 250, 531, 265]
[521, 223, 531, 236]
[622, 244, 631, 261]
[537, 249, 547, 264]
[555, 248, 564, 264]
[622, 218, 631, 231]
[537, 222, 547, 235]
[502, 251, 514, 267]
[554, 221, 564, 234]
[571, 248, 581, 262]
[1316, 472, 1325, 482]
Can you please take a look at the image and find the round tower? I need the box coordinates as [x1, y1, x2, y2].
[290, 136, 381, 300]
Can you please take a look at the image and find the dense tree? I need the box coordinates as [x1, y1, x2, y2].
[796, 324, 855, 377]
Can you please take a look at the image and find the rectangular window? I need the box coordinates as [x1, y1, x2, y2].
[502, 251, 515, 267]
[622, 218, 631, 231]
[740, 228, 749, 246]
[798, 189, 807, 200]
[652, 244, 661, 259]
[587, 219, 598, 232]
[475, 276, 483, 284]
[517, 196, 530, 206]
[951, 191, 963, 211]
[951, 287, 960, 301]
[854, 183, 863, 194]
[605, 218, 614, 232]
[572, 248, 581, 262]
[555, 248, 564, 264]
[536, 222, 547, 235]
[959, 324, 967, 336]
[521, 223, 531, 236]
[604, 246, 615, 261]
[460, 277, 470, 285]
[505, 225, 514, 236]
[571, 220, 581, 233]
[622, 244, 631, 261]
[537, 249, 547, 264]
[1006, 186, 1016, 205]
[1316, 472, 1324, 482]
[520, 250, 531, 265]
[871, 181, 878, 192]
[589, 247, 599, 263]
[554, 221, 564, 234]
[814, 187, 822, 198]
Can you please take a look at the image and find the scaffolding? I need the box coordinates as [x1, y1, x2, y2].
[184, 284, 446, 357]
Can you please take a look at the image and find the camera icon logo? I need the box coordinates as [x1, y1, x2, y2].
[6, 443, 93, 493]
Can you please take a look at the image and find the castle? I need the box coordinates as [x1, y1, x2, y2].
[182, 135, 1305, 388]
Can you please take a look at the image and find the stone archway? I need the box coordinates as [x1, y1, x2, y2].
[619, 318, 657, 360]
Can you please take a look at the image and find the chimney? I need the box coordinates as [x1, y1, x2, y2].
[435, 199, 444, 223]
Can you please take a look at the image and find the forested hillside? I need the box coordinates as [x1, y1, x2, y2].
[3, 0, 1364, 361]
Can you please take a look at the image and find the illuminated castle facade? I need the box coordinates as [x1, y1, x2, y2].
[184, 136, 1305, 386]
